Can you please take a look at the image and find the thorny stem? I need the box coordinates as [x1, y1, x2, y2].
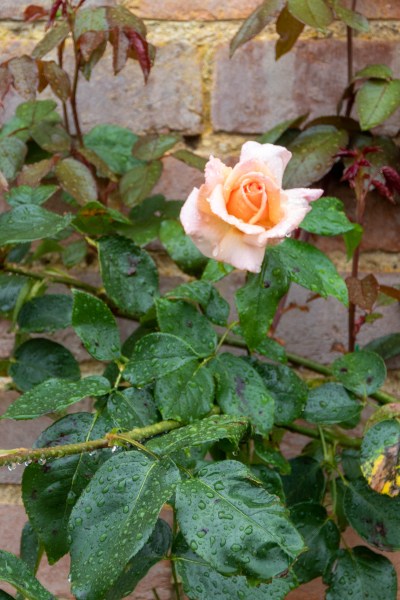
[57, 39, 71, 135]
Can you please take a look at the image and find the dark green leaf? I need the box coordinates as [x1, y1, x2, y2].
[250, 464, 285, 500]
[0, 274, 28, 313]
[332, 350, 386, 396]
[55, 158, 97, 204]
[9, 338, 80, 392]
[290, 502, 340, 583]
[31, 22, 70, 59]
[132, 133, 180, 161]
[344, 478, 400, 550]
[254, 438, 291, 474]
[147, 414, 249, 456]
[5, 185, 58, 207]
[235, 252, 289, 349]
[172, 149, 207, 171]
[159, 220, 208, 276]
[72, 200, 130, 236]
[156, 299, 217, 357]
[104, 520, 172, 600]
[0, 550, 54, 600]
[22, 412, 111, 563]
[17, 294, 72, 333]
[356, 79, 400, 130]
[175, 460, 305, 579]
[252, 359, 308, 425]
[326, 547, 397, 600]
[0, 137, 27, 181]
[283, 125, 348, 187]
[258, 115, 307, 144]
[155, 360, 214, 422]
[122, 333, 198, 386]
[31, 122, 71, 153]
[282, 456, 325, 506]
[0, 205, 71, 246]
[303, 382, 361, 426]
[287, 0, 333, 27]
[212, 354, 274, 435]
[354, 64, 392, 82]
[275, 5, 304, 59]
[62, 240, 87, 267]
[301, 196, 355, 236]
[230, 0, 284, 56]
[165, 280, 230, 326]
[364, 333, 400, 361]
[83, 125, 139, 175]
[72, 290, 121, 361]
[2, 376, 111, 420]
[252, 336, 287, 363]
[361, 420, 400, 497]
[120, 161, 162, 207]
[271, 238, 348, 305]
[20, 522, 41, 573]
[69, 452, 181, 600]
[201, 259, 234, 282]
[98, 235, 159, 318]
[175, 539, 298, 600]
[107, 388, 158, 430]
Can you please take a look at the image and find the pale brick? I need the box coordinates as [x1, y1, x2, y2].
[211, 38, 400, 135]
[0, 0, 115, 20]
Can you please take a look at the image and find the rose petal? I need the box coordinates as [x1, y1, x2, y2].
[258, 196, 313, 243]
[204, 155, 231, 189]
[213, 228, 266, 273]
[285, 187, 324, 203]
[240, 141, 292, 185]
[208, 183, 267, 235]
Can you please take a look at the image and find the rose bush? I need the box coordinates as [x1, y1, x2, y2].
[180, 141, 323, 272]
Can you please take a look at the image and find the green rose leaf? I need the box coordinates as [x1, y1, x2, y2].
[0, 205, 71, 246]
[20, 522, 41, 574]
[212, 354, 275, 436]
[0, 136, 27, 182]
[132, 133, 180, 161]
[281, 456, 325, 506]
[72, 290, 121, 361]
[159, 220, 208, 276]
[235, 252, 289, 349]
[0, 550, 54, 600]
[69, 452, 181, 600]
[361, 420, 400, 498]
[303, 382, 362, 426]
[290, 502, 340, 583]
[332, 350, 386, 396]
[22, 412, 112, 563]
[72, 200, 130, 237]
[175, 460, 305, 580]
[17, 294, 73, 333]
[9, 338, 80, 392]
[356, 79, 400, 130]
[271, 238, 348, 305]
[275, 5, 304, 59]
[83, 124, 140, 175]
[55, 158, 98, 204]
[283, 125, 348, 187]
[156, 298, 217, 357]
[287, 0, 333, 28]
[354, 64, 393, 82]
[344, 478, 400, 551]
[147, 414, 250, 456]
[165, 280, 230, 326]
[252, 359, 308, 425]
[1, 376, 111, 420]
[120, 161, 163, 207]
[0, 274, 28, 313]
[123, 333, 199, 386]
[31, 21, 70, 59]
[175, 538, 298, 600]
[98, 235, 159, 318]
[172, 149, 207, 171]
[107, 388, 158, 430]
[5, 185, 58, 207]
[334, 1, 369, 32]
[230, 0, 284, 56]
[325, 547, 397, 600]
[301, 197, 355, 236]
[364, 333, 400, 361]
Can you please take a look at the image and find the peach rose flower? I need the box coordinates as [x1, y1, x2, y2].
[180, 141, 323, 273]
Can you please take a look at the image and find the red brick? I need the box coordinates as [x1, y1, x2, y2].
[211, 38, 400, 135]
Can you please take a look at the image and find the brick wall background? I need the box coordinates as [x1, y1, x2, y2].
[1, 1, 400, 598]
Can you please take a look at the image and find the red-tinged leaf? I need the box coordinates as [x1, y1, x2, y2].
[382, 166, 400, 195]
[0, 66, 13, 105]
[109, 27, 129, 74]
[334, 148, 358, 158]
[341, 162, 359, 182]
[17, 158, 56, 187]
[78, 30, 107, 62]
[47, 0, 63, 29]
[8, 56, 38, 99]
[230, 0, 283, 57]
[371, 179, 395, 204]
[106, 5, 147, 37]
[346, 274, 379, 311]
[0, 170, 9, 192]
[32, 21, 70, 59]
[275, 5, 304, 59]
[124, 27, 151, 82]
[24, 5, 48, 21]
[40, 60, 71, 101]
[379, 285, 400, 302]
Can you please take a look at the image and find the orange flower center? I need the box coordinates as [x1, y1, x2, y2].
[226, 175, 279, 226]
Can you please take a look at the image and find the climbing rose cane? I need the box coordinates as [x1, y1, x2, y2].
[180, 141, 323, 273]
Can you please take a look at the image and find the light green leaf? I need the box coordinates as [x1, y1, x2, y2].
[288, 0, 333, 28]
[356, 79, 400, 130]
[83, 124, 139, 175]
[0, 205, 71, 246]
[159, 220, 208, 276]
[301, 196, 355, 236]
[5, 185, 58, 207]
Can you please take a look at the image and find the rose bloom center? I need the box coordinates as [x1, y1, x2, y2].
[225, 173, 280, 228]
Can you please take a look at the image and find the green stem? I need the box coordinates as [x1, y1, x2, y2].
[171, 512, 183, 600]
[286, 423, 361, 449]
[4, 264, 100, 295]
